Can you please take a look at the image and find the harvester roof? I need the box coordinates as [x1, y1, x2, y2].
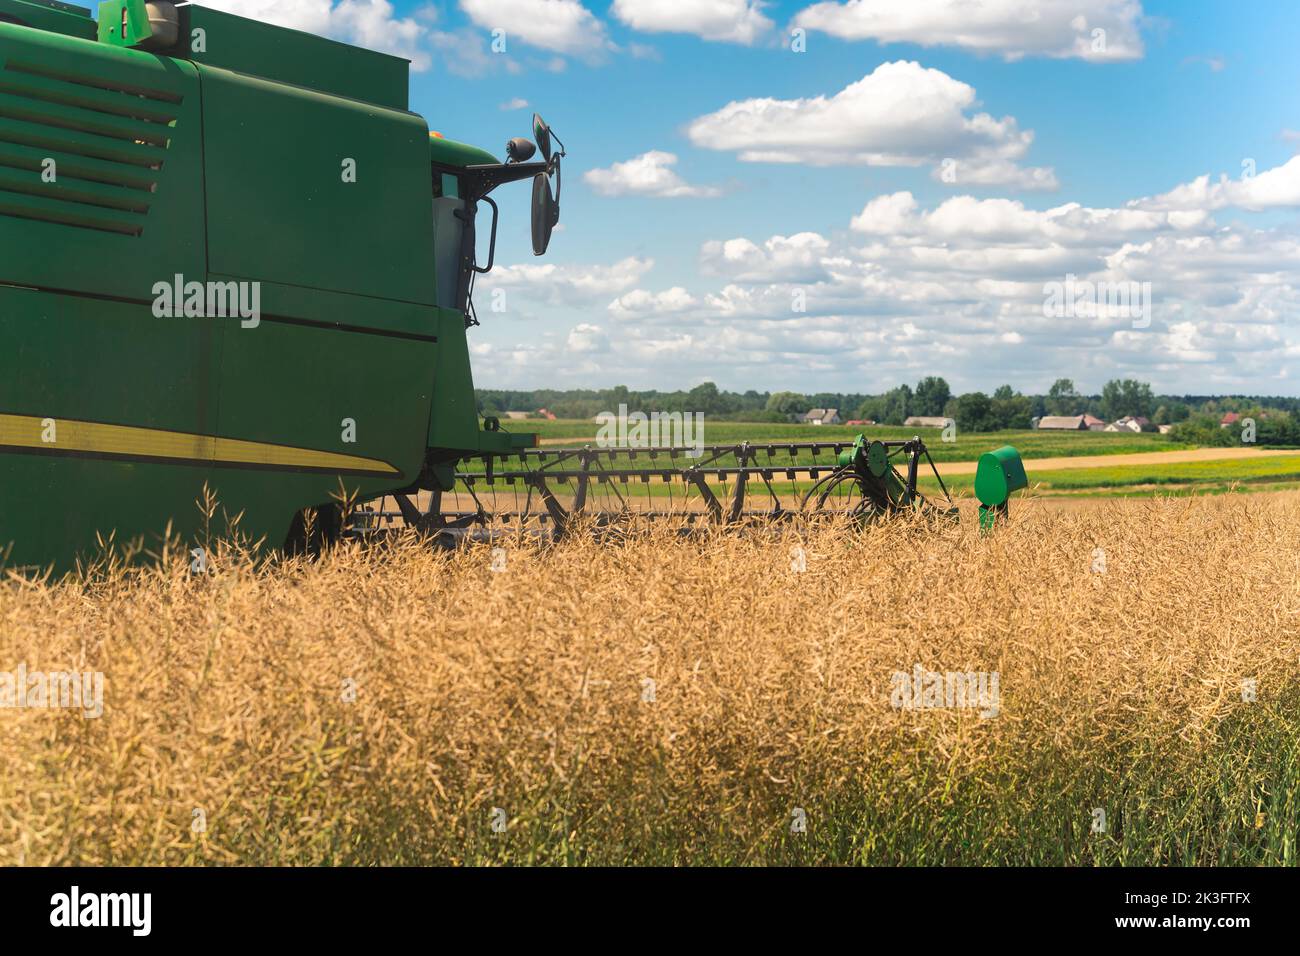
[428, 133, 500, 168]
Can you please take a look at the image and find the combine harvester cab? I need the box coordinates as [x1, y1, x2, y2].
[0, 0, 561, 571]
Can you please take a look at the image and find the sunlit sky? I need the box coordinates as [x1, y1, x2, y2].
[204, 1, 1300, 395]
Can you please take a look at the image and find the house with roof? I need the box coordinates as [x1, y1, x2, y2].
[1036, 415, 1087, 430]
[802, 408, 840, 425]
[903, 416, 951, 429]
[1105, 415, 1151, 433]
[1220, 412, 1241, 428]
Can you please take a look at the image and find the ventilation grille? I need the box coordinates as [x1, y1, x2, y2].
[0, 59, 182, 237]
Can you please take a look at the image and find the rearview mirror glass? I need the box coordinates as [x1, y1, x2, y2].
[532, 113, 552, 163]
[531, 172, 555, 256]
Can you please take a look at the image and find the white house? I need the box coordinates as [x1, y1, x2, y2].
[802, 408, 840, 425]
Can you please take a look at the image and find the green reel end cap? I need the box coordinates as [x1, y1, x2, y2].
[974, 445, 1028, 508]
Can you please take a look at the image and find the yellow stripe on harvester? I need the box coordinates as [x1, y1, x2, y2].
[0, 414, 400, 475]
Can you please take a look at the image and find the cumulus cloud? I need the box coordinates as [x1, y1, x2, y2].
[575, 171, 1300, 392]
[700, 233, 835, 282]
[852, 192, 1204, 245]
[608, 287, 699, 318]
[685, 61, 1056, 188]
[611, 0, 774, 45]
[478, 257, 654, 308]
[792, 0, 1145, 63]
[1137, 155, 1300, 213]
[566, 323, 610, 352]
[584, 152, 722, 198]
[460, 0, 610, 60]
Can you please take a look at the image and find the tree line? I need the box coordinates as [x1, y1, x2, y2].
[478, 378, 1300, 441]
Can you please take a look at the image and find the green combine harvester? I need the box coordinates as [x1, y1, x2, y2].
[0, 0, 1027, 571]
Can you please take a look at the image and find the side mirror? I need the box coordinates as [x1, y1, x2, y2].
[531, 173, 556, 256]
[532, 113, 552, 163]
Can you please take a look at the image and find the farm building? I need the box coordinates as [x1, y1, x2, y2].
[1220, 412, 1241, 428]
[1036, 415, 1088, 430]
[1082, 414, 1106, 430]
[802, 408, 841, 425]
[904, 416, 951, 429]
[1106, 416, 1151, 433]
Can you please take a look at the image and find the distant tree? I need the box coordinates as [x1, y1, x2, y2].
[913, 376, 951, 417]
[1100, 379, 1155, 421]
[882, 384, 913, 425]
[686, 381, 722, 415]
[1046, 378, 1080, 415]
[990, 388, 1033, 430]
[765, 391, 809, 418]
[952, 392, 997, 432]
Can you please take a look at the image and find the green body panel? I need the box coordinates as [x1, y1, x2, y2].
[0, 7, 519, 571]
[0, 22, 205, 296]
[0, 287, 221, 566]
[0, 0, 94, 40]
[198, 63, 435, 305]
[428, 307, 481, 454]
[208, 313, 435, 543]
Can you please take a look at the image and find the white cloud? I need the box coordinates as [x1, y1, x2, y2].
[499, 97, 531, 110]
[427, 28, 503, 76]
[202, 0, 432, 69]
[460, 0, 610, 59]
[567, 323, 610, 352]
[478, 257, 654, 308]
[852, 192, 1201, 247]
[700, 233, 834, 282]
[608, 287, 699, 317]
[567, 173, 1300, 392]
[584, 151, 722, 198]
[792, 0, 1145, 63]
[685, 61, 1056, 188]
[1138, 155, 1300, 213]
[611, 0, 774, 45]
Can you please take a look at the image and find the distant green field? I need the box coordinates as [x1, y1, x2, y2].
[915, 454, 1300, 497]
[1027, 454, 1300, 490]
[501, 419, 1188, 464]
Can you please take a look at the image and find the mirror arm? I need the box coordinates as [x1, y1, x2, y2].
[460, 161, 549, 201]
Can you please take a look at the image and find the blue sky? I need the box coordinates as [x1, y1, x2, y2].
[210, 1, 1300, 395]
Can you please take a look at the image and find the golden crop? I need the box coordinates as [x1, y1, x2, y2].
[1, 492, 1297, 865]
